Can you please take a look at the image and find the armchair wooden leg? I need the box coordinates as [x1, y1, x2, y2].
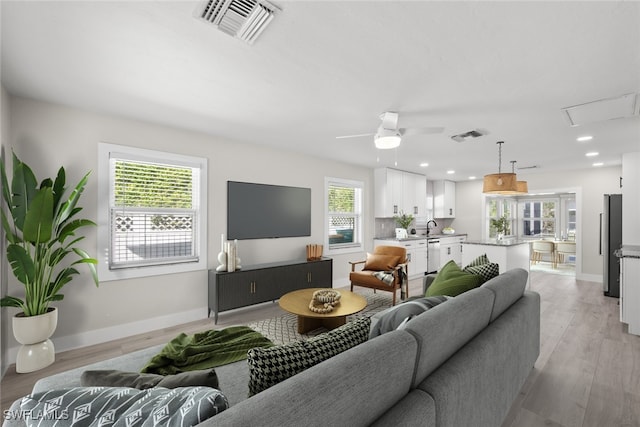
[392, 291, 396, 306]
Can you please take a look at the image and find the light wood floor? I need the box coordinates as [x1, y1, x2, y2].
[2, 271, 639, 427]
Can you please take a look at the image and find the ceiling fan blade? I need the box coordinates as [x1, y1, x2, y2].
[380, 111, 399, 130]
[400, 126, 445, 136]
[335, 132, 375, 139]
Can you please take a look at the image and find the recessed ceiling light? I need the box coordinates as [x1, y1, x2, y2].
[577, 135, 593, 142]
[586, 151, 599, 157]
[468, 176, 477, 180]
[446, 170, 455, 174]
[419, 162, 429, 167]
[593, 162, 604, 166]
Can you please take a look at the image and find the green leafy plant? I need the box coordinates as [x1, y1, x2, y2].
[393, 210, 414, 230]
[0, 152, 98, 316]
[490, 215, 510, 235]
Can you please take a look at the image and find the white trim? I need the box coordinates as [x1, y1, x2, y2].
[97, 142, 208, 281]
[6, 307, 207, 366]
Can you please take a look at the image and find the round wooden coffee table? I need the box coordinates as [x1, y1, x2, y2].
[279, 288, 367, 334]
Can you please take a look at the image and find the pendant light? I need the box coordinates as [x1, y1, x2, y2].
[509, 160, 529, 194]
[483, 141, 518, 194]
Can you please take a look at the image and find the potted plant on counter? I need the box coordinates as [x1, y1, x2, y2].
[490, 215, 510, 242]
[1, 152, 98, 372]
[393, 210, 414, 231]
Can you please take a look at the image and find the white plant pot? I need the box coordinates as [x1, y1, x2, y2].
[13, 307, 58, 373]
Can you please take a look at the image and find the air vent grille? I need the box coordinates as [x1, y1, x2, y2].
[450, 128, 489, 143]
[196, 0, 278, 45]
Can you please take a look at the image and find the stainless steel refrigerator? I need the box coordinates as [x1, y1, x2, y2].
[600, 194, 622, 297]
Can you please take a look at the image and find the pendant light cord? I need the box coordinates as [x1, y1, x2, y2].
[497, 141, 504, 174]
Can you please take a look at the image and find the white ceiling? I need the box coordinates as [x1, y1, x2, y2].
[2, 1, 639, 181]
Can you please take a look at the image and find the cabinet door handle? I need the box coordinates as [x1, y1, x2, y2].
[449, 208, 453, 216]
[393, 205, 398, 214]
[307, 272, 312, 283]
[447, 247, 451, 255]
[414, 206, 418, 215]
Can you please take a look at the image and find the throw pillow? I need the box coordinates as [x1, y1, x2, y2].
[426, 260, 483, 297]
[80, 369, 220, 390]
[369, 296, 449, 338]
[247, 317, 371, 396]
[465, 253, 490, 267]
[463, 262, 500, 284]
[363, 253, 402, 271]
[16, 386, 228, 427]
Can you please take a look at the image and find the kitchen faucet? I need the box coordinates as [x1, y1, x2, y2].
[426, 220, 437, 235]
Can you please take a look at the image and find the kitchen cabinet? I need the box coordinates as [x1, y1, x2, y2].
[374, 168, 427, 218]
[619, 246, 640, 335]
[622, 153, 640, 244]
[374, 238, 428, 279]
[433, 180, 456, 218]
[439, 235, 466, 268]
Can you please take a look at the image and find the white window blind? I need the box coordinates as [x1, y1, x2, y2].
[109, 156, 200, 269]
[326, 178, 363, 252]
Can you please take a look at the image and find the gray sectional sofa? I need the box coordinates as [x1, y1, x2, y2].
[10, 268, 539, 427]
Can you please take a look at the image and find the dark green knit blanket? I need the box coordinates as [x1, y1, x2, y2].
[141, 326, 273, 375]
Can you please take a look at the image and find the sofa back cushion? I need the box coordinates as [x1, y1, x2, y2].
[480, 268, 528, 322]
[404, 287, 495, 387]
[211, 330, 419, 427]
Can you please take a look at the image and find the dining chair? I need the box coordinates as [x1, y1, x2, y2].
[555, 241, 576, 266]
[531, 240, 556, 268]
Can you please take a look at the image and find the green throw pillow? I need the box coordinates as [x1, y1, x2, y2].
[426, 260, 483, 297]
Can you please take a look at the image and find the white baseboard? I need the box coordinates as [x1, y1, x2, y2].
[6, 307, 208, 366]
[577, 273, 602, 283]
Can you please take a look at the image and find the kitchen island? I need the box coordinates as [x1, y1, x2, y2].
[462, 239, 530, 283]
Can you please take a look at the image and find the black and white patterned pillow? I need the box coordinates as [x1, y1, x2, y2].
[464, 262, 500, 284]
[14, 386, 227, 427]
[247, 317, 371, 396]
[465, 253, 490, 267]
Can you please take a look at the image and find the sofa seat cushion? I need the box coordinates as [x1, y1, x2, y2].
[80, 369, 219, 390]
[11, 386, 227, 427]
[426, 260, 483, 297]
[247, 317, 370, 396]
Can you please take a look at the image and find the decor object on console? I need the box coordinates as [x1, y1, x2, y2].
[483, 141, 518, 194]
[215, 234, 241, 272]
[0, 152, 98, 373]
[306, 244, 323, 261]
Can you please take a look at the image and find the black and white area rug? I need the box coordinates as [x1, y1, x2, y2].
[248, 291, 393, 345]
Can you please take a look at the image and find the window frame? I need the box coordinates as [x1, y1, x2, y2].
[324, 177, 364, 255]
[97, 143, 208, 281]
[485, 196, 517, 238]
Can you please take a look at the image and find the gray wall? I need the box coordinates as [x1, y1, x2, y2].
[1, 85, 10, 377]
[2, 95, 374, 363]
[453, 167, 623, 281]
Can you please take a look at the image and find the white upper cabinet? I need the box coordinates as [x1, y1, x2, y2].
[433, 180, 456, 218]
[374, 168, 428, 218]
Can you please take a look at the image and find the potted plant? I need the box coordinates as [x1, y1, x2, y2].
[1, 152, 98, 372]
[490, 215, 510, 241]
[393, 210, 414, 230]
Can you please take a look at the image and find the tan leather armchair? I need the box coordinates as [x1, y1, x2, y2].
[349, 245, 408, 306]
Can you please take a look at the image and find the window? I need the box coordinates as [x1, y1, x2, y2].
[325, 177, 363, 254]
[486, 197, 517, 238]
[98, 143, 207, 281]
[520, 199, 557, 238]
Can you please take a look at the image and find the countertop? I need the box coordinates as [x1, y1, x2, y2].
[463, 239, 529, 247]
[374, 233, 467, 242]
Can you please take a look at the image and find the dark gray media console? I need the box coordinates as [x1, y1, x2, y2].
[208, 257, 333, 323]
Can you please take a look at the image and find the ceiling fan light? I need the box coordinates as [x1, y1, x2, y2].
[374, 129, 402, 149]
[482, 173, 518, 193]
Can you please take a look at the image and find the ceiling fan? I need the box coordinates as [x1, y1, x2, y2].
[336, 111, 444, 149]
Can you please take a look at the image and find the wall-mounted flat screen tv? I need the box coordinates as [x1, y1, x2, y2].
[227, 181, 311, 240]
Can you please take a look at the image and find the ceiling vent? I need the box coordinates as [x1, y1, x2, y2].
[195, 0, 279, 45]
[561, 93, 639, 127]
[450, 128, 489, 142]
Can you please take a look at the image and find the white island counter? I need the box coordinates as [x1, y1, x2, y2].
[462, 240, 530, 282]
